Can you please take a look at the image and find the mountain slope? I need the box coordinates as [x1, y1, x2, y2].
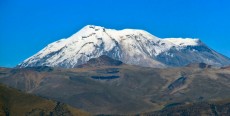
[18, 25, 230, 68]
[1, 63, 230, 114]
[0, 84, 89, 116]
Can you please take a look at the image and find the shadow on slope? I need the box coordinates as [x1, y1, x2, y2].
[0, 84, 89, 116]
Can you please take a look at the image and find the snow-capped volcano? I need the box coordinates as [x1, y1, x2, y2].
[18, 25, 230, 68]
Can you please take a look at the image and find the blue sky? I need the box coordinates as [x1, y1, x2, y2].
[0, 0, 230, 67]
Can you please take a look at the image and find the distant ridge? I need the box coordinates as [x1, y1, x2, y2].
[186, 63, 212, 69]
[221, 65, 230, 70]
[77, 55, 122, 68]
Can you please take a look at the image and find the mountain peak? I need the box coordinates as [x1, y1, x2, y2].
[82, 25, 105, 31]
[85, 24, 104, 28]
[18, 25, 230, 68]
[79, 25, 157, 38]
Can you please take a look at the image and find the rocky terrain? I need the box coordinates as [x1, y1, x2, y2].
[142, 99, 230, 116]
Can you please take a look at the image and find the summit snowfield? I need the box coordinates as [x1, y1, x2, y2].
[18, 25, 230, 68]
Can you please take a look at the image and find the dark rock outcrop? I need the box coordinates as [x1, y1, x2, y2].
[168, 77, 187, 91]
[77, 55, 123, 68]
